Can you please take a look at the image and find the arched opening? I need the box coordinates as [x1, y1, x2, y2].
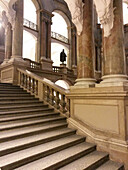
[55, 80, 70, 90]
[51, 12, 69, 67]
[23, 0, 37, 61]
[123, 2, 128, 25]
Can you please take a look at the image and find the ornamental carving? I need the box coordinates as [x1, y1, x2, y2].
[64, 0, 84, 35]
[94, 0, 115, 37]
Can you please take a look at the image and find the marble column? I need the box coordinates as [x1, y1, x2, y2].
[12, 0, 23, 58]
[101, 0, 128, 85]
[75, 0, 95, 87]
[71, 26, 77, 67]
[4, 22, 12, 62]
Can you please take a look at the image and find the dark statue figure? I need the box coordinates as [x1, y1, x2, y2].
[60, 49, 67, 64]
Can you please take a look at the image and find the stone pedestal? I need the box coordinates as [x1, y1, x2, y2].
[100, 0, 128, 86]
[68, 86, 128, 169]
[75, 0, 96, 87]
[40, 57, 53, 71]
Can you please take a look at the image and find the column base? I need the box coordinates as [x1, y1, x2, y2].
[97, 74, 128, 87]
[75, 78, 96, 88]
[40, 57, 53, 71]
[8, 56, 29, 67]
[1, 59, 9, 65]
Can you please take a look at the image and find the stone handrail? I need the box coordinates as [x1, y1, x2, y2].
[52, 66, 62, 73]
[51, 31, 69, 44]
[23, 18, 38, 31]
[24, 58, 41, 69]
[17, 68, 70, 116]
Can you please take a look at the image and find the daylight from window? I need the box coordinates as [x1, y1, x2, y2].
[51, 12, 69, 66]
[23, 0, 37, 61]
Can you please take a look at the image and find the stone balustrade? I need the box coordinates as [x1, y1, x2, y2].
[18, 68, 70, 116]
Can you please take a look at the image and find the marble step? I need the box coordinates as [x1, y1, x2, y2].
[0, 121, 68, 142]
[96, 160, 124, 170]
[0, 116, 66, 131]
[0, 111, 60, 120]
[0, 96, 37, 101]
[0, 103, 48, 111]
[15, 142, 96, 170]
[0, 90, 29, 94]
[0, 135, 87, 170]
[0, 100, 42, 105]
[0, 107, 54, 116]
[59, 151, 110, 170]
[0, 93, 33, 97]
[0, 128, 76, 156]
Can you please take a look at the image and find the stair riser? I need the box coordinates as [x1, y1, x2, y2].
[84, 155, 109, 170]
[0, 138, 86, 170]
[44, 146, 97, 170]
[0, 94, 32, 97]
[0, 105, 48, 111]
[0, 110, 54, 118]
[0, 118, 66, 131]
[0, 101, 43, 106]
[0, 113, 60, 122]
[0, 130, 76, 157]
[0, 108, 54, 116]
[0, 123, 68, 143]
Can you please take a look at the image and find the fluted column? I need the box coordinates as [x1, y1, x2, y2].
[101, 0, 128, 85]
[4, 22, 12, 62]
[75, 0, 96, 87]
[12, 0, 23, 58]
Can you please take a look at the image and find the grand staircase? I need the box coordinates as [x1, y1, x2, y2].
[0, 83, 124, 170]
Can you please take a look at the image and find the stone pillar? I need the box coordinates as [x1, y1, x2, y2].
[12, 0, 23, 58]
[4, 22, 12, 62]
[40, 9, 53, 71]
[100, 0, 128, 85]
[71, 26, 77, 67]
[75, 0, 96, 87]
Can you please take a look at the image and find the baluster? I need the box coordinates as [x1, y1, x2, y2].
[60, 94, 66, 114]
[28, 77, 31, 91]
[54, 91, 60, 110]
[20, 73, 23, 86]
[66, 98, 70, 116]
[46, 86, 50, 103]
[49, 88, 54, 106]
[43, 84, 47, 101]
[32, 78, 35, 93]
[35, 80, 38, 95]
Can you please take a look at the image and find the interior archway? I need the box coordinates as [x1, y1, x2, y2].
[23, 0, 37, 61]
[51, 11, 70, 67]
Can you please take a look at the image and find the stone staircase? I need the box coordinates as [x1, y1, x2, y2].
[0, 83, 124, 170]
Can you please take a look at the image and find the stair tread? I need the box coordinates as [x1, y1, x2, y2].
[0, 107, 53, 114]
[58, 151, 109, 170]
[0, 135, 86, 167]
[15, 143, 97, 170]
[0, 103, 47, 109]
[0, 128, 75, 153]
[0, 100, 41, 104]
[0, 112, 59, 121]
[0, 121, 67, 139]
[0, 116, 65, 129]
[96, 160, 124, 170]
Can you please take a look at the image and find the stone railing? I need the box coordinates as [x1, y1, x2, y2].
[17, 68, 70, 116]
[51, 31, 69, 44]
[52, 66, 62, 73]
[23, 18, 38, 31]
[24, 58, 41, 69]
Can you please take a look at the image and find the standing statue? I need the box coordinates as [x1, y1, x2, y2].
[60, 49, 67, 64]
[94, 0, 115, 37]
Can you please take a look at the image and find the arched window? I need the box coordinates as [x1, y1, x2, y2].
[51, 12, 69, 66]
[23, 0, 37, 61]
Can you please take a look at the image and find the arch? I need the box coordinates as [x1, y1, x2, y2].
[55, 79, 70, 89]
